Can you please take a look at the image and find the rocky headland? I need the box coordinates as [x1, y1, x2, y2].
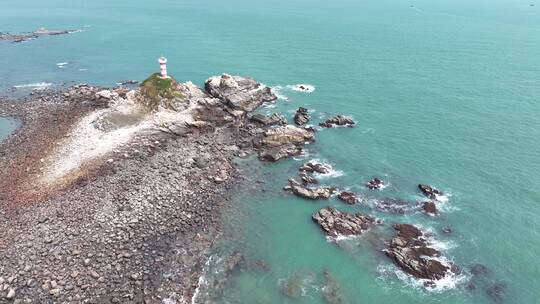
[0, 72, 302, 303]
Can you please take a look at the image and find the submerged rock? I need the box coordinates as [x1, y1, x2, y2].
[418, 184, 442, 199]
[205, 74, 276, 113]
[286, 180, 336, 200]
[385, 224, 451, 281]
[486, 283, 507, 303]
[322, 270, 345, 304]
[312, 207, 381, 238]
[294, 107, 310, 126]
[366, 177, 384, 190]
[422, 201, 438, 215]
[319, 115, 355, 128]
[470, 263, 491, 277]
[280, 270, 316, 299]
[376, 198, 412, 214]
[337, 191, 358, 205]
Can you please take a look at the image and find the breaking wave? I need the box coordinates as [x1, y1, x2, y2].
[13, 82, 52, 89]
[288, 84, 315, 93]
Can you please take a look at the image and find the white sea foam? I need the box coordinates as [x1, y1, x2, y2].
[377, 263, 467, 293]
[288, 84, 315, 93]
[435, 192, 450, 203]
[56, 62, 69, 68]
[191, 255, 214, 304]
[326, 234, 358, 243]
[14, 82, 52, 89]
[271, 86, 289, 100]
[307, 159, 344, 179]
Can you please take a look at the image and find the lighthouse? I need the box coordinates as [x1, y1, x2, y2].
[158, 56, 169, 79]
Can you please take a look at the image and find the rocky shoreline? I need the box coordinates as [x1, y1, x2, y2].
[0, 73, 302, 303]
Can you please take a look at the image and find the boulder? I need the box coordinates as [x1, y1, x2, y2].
[337, 192, 358, 205]
[258, 144, 302, 162]
[299, 161, 330, 174]
[287, 180, 335, 200]
[205, 74, 276, 112]
[257, 126, 314, 162]
[385, 224, 451, 281]
[312, 207, 381, 238]
[422, 201, 438, 215]
[294, 107, 310, 126]
[249, 113, 287, 126]
[261, 125, 315, 147]
[299, 172, 318, 185]
[418, 184, 442, 199]
[319, 115, 355, 128]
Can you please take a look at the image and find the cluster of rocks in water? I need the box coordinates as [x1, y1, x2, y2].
[274, 122, 462, 288]
[319, 115, 355, 128]
[0, 28, 77, 43]
[312, 207, 382, 238]
[385, 224, 456, 282]
[0, 70, 502, 302]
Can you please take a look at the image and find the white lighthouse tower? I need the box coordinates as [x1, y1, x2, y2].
[158, 56, 170, 79]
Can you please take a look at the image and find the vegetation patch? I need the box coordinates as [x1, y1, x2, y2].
[139, 73, 186, 112]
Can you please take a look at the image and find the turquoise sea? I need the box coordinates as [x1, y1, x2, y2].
[1, 0, 539, 303]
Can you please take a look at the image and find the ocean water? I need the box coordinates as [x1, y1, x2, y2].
[1, 0, 540, 303]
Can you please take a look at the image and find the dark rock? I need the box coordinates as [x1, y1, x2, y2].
[337, 192, 358, 205]
[385, 224, 451, 281]
[319, 115, 355, 128]
[299, 172, 318, 185]
[249, 113, 287, 126]
[294, 107, 310, 126]
[366, 177, 384, 190]
[312, 207, 381, 238]
[418, 184, 442, 199]
[299, 161, 330, 174]
[442, 226, 452, 234]
[422, 201, 438, 215]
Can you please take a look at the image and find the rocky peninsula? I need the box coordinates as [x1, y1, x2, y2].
[0, 72, 316, 303]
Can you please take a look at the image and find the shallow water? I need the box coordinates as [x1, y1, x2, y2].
[1, 0, 540, 303]
[0, 117, 19, 140]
